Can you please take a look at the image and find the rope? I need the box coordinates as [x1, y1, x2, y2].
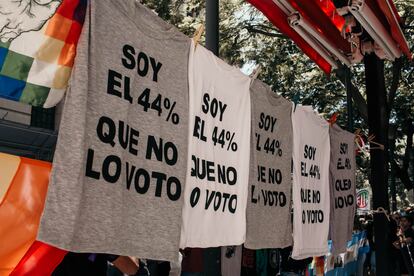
[369, 207, 390, 221]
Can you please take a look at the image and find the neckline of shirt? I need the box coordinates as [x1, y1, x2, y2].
[198, 45, 250, 80]
[258, 80, 284, 106]
[330, 123, 356, 138]
[298, 105, 329, 127]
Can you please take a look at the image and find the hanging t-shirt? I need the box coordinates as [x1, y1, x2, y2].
[37, 0, 190, 262]
[329, 124, 356, 255]
[180, 44, 251, 248]
[221, 245, 242, 276]
[291, 105, 330, 259]
[241, 247, 257, 276]
[245, 79, 293, 249]
[203, 247, 222, 276]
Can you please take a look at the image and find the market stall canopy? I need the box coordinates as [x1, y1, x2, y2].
[247, 0, 412, 74]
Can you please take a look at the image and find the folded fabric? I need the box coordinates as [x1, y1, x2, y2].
[0, 0, 86, 107]
[10, 241, 67, 276]
[0, 153, 51, 276]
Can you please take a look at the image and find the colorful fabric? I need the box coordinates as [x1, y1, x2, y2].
[0, 153, 20, 202]
[314, 256, 325, 275]
[0, 153, 51, 276]
[0, 0, 86, 108]
[10, 241, 67, 276]
[325, 232, 369, 276]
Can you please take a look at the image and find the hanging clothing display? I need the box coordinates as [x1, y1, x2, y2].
[181, 248, 204, 273]
[329, 124, 356, 255]
[180, 43, 251, 248]
[291, 105, 330, 259]
[245, 79, 293, 249]
[203, 247, 222, 276]
[256, 249, 268, 276]
[38, 0, 190, 262]
[0, 0, 86, 107]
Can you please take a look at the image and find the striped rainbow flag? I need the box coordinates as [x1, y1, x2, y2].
[0, 153, 52, 275]
[0, 0, 87, 108]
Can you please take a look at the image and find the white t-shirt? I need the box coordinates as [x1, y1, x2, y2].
[291, 105, 330, 259]
[180, 43, 251, 248]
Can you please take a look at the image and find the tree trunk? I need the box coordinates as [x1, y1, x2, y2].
[364, 53, 391, 276]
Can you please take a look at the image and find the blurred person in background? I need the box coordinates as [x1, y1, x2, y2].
[393, 215, 414, 275]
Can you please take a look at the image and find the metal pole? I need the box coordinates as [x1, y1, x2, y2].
[206, 0, 219, 56]
[205, 2, 220, 272]
[345, 66, 354, 131]
[364, 53, 391, 276]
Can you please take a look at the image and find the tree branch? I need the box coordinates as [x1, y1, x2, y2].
[388, 57, 403, 114]
[245, 25, 288, 39]
[334, 67, 368, 122]
[392, 159, 413, 190]
[403, 119, 413, 171]
[391, 119, 414, 190]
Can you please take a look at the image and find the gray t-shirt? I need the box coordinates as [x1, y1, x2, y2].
[245, 79, 293, 249]
[38, 0, 190, 262]
[329, 124, 356, 255]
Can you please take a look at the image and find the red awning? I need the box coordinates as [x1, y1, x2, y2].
[365, 0, 390, 32]
[247, 0, 332, 74]
[376, 0, 412, 59]
[288, 0, 351, 54]
[247, 0, 412, 74]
